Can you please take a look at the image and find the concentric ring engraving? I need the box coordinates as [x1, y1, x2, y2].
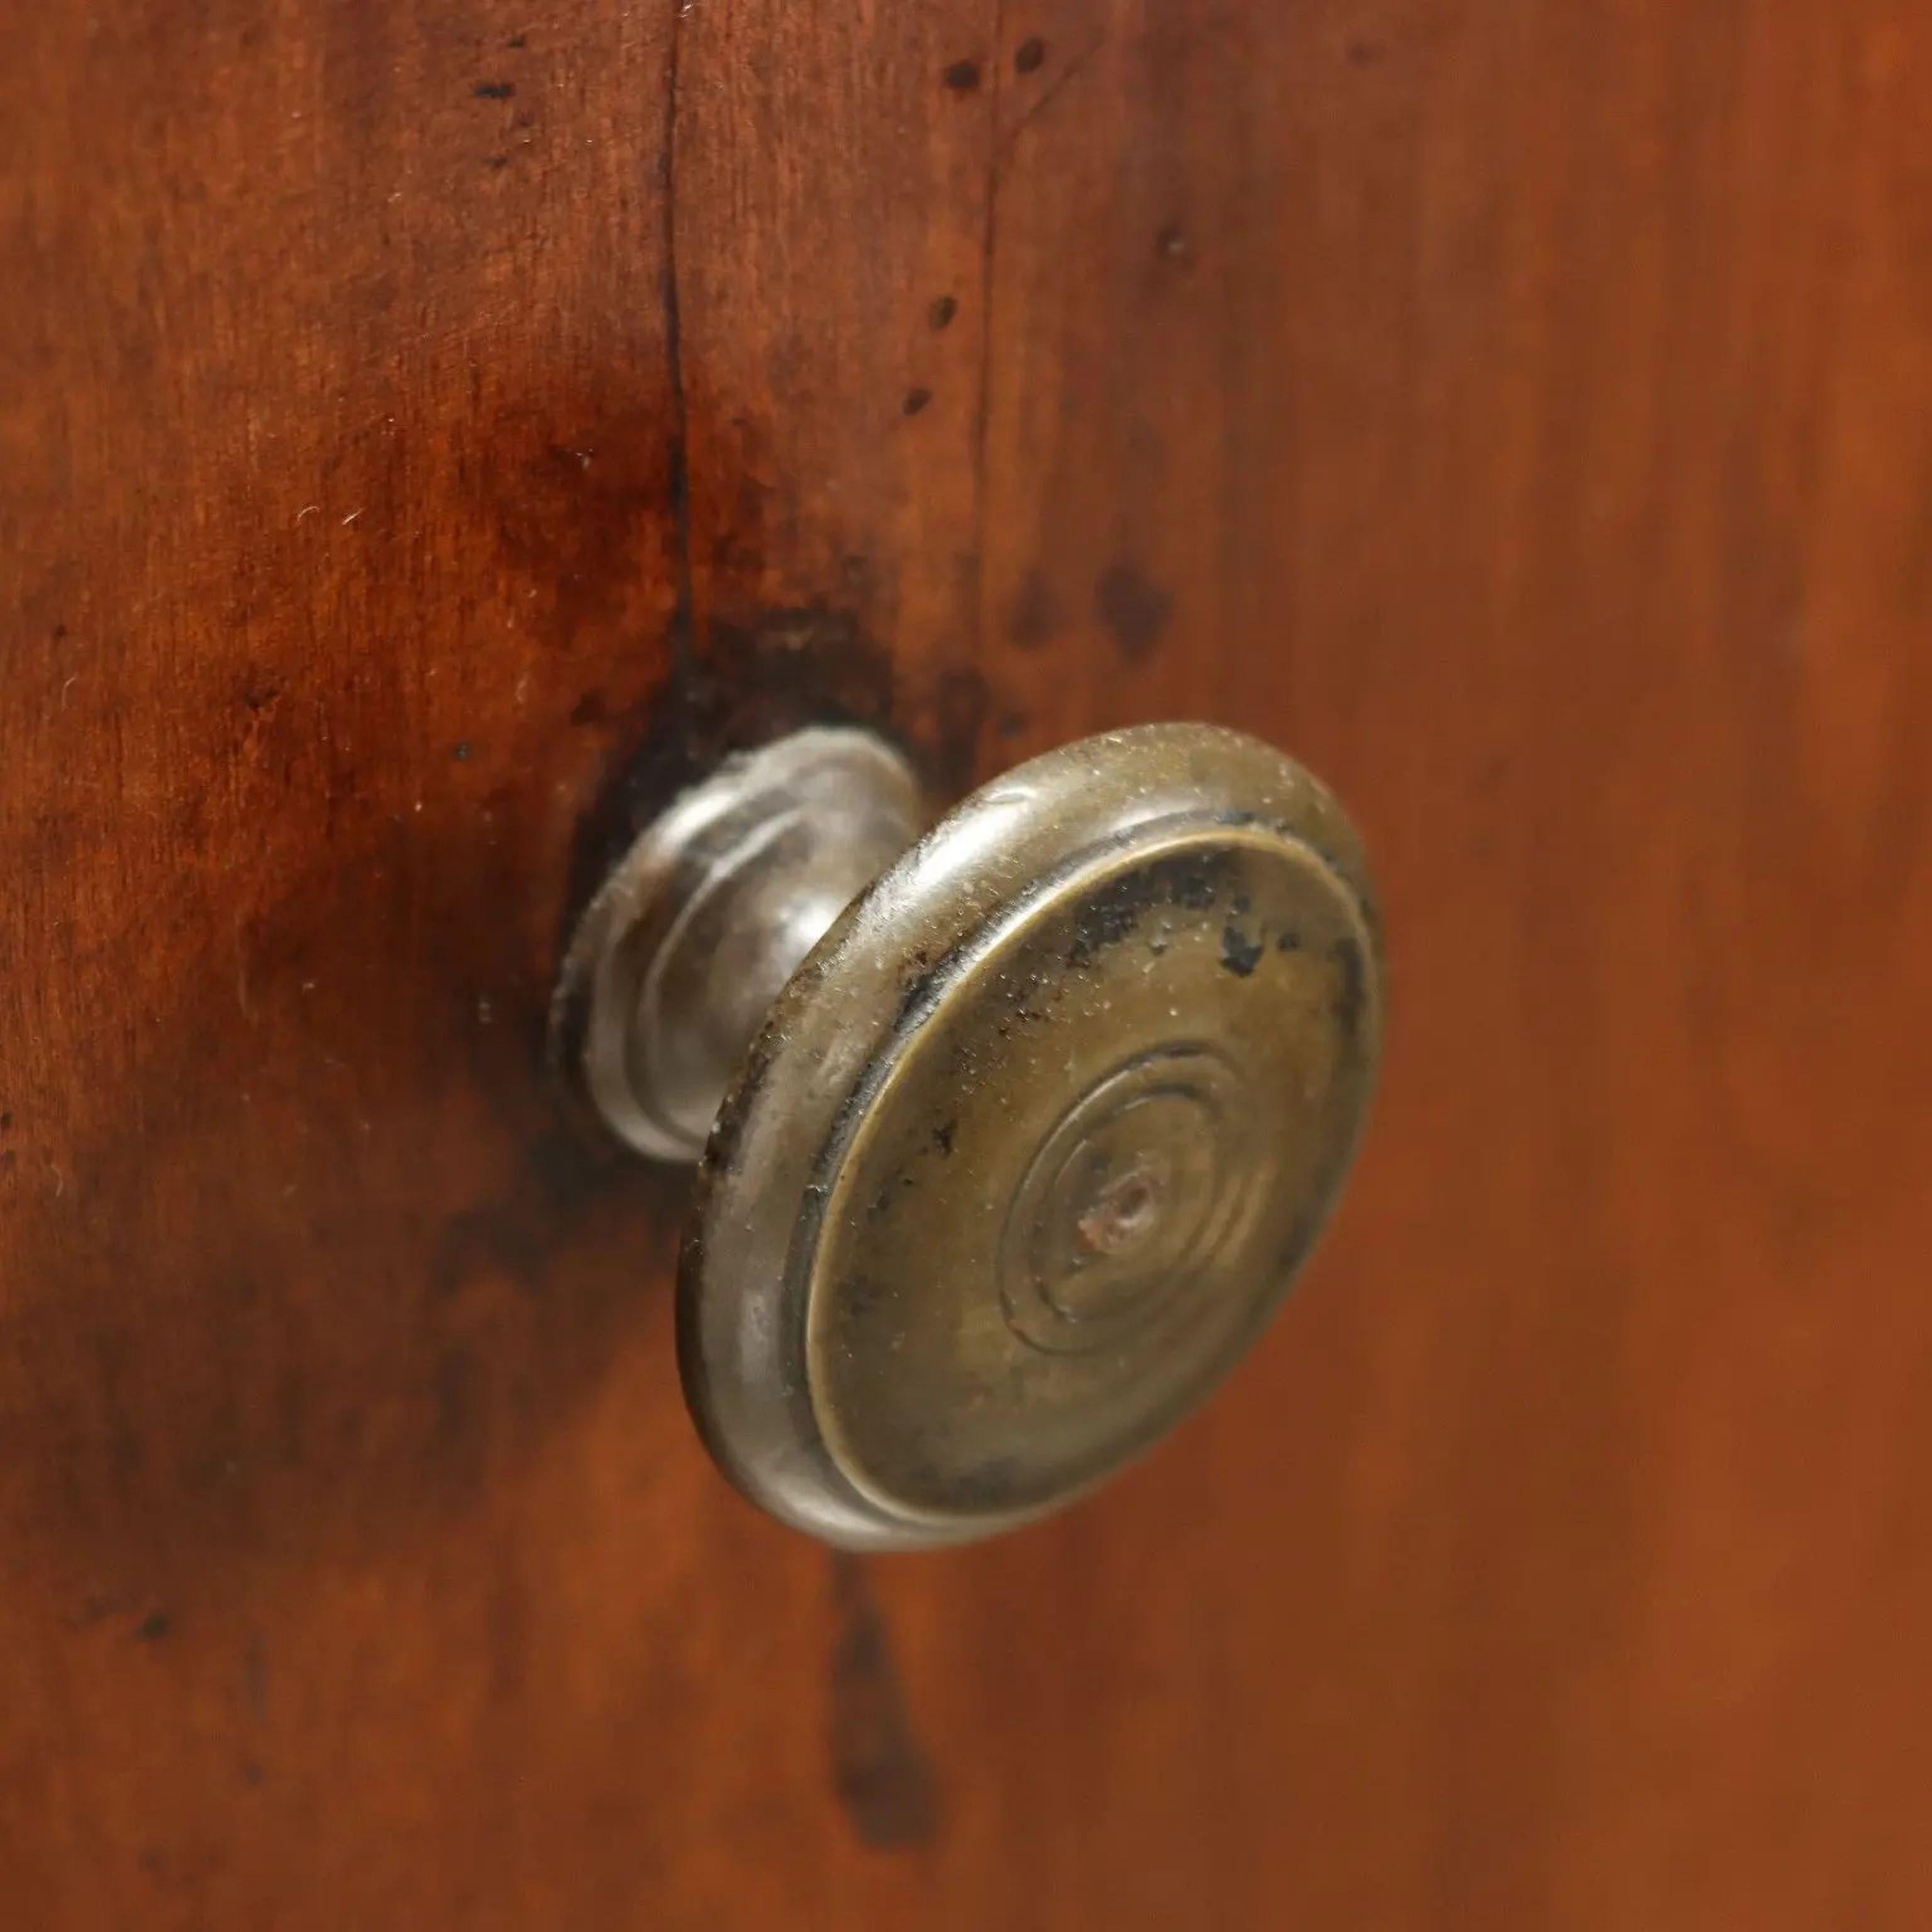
[999, 1043, 1265, 1355]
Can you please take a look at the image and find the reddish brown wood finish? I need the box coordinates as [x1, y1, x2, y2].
[4, 1, 1931, 1925]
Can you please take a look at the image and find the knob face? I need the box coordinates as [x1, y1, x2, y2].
[680, 724, 1382, 1549]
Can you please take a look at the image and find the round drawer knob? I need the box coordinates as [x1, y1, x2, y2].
[554, 723, 1383, 1549]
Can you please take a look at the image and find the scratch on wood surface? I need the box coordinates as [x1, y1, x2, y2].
[997, 31, 1109, 160]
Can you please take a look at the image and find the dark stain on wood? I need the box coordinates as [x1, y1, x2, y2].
[826, 1554, 941, 1852]
[1009, 568, 1062, 650]
[551, 606, 995, 1135]
[1094, 562, 1173, 662]
[555, 609, 897, 946]
[476, 395, 677, 646]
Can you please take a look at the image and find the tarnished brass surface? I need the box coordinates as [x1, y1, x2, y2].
[677, 723, 1383, 1550]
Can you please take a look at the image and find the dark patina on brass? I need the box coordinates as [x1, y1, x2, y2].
[558, 723, 1384, 1550]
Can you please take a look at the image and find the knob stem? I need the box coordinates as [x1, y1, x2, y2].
[552, 728, 926, 1162]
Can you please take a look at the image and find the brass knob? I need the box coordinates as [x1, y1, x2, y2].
[554, 724, 1383, 1549]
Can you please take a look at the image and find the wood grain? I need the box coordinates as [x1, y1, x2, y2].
[4, 0, 1931, 1925]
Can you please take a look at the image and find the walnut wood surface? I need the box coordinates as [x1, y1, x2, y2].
[4, 1, 1930, 1925]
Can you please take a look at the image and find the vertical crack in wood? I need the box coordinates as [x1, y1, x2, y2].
[661, 0, 696, 670]
[970, 0, 1007, 670]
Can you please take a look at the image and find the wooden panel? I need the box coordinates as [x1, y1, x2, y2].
[4, 0, 1931, 1925]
